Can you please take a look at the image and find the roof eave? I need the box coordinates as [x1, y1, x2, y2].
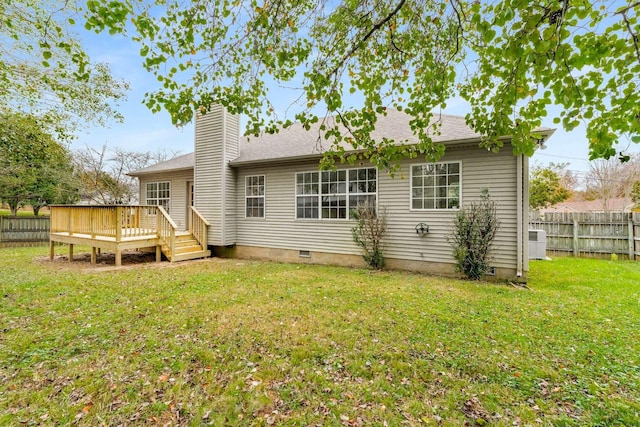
[229, 153, 324, 168]
[228, 136, 502, 167]
[127, 166, 194, 177]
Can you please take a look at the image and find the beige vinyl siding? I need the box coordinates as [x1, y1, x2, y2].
[137, 169, 193, 231]
[194, 105, 239, 246]
[223, 116, 239, 244]
[234, 145, 520, 269]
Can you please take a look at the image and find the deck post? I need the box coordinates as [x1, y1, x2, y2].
[156, 245, 161, 262]
[201, 217, 208, 249]
[49, 240, 54, 260]
[115, 249, 122, 267]
[115, 206, 123, 242]
[156, 210, 161, 238]
[69, 244, 74, 262]
[68, 207, 73, 236]
[91, 247, 97, 264]
[170, 228, 176, 262]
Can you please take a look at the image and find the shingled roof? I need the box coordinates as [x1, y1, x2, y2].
[128, 152, 195, 176]
[130, 110, 552, 174]
[230, 109, 484, 165]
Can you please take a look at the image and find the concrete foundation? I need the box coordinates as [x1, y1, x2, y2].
[213, 245, 525, 282]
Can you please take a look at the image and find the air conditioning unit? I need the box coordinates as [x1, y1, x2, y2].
[528, 229, 547, 260]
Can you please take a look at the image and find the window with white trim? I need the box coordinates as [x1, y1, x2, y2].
[321, 170, 346, 219]
[348, 168, 377, 218]
[245, 175, 265, 218]
[411, 162, 460, 210]
[295, 167, 377, 219]
[296, 172, 320, 219]
[146, 182, 170, 212]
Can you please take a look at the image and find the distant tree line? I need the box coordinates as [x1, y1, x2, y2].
[530, 156, 640, 211]
[0, 111, 177, 215]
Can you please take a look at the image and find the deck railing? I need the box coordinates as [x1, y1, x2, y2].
[189, 206, 210, 249]
[157, 206, 177, 256]
[50, 205, 158, 241]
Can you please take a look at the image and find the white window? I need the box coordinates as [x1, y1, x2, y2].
[321, 170, 347, 219]
[348, 168, 377, 218]
[296, 172, 320, 219]
[245, 175, 265, 218]
[296, 167, 377, 219]
[146, 182, 170, 212]
[411, 162, 460, 210]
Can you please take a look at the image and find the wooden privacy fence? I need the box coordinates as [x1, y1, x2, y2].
[529, 212, 640, 260]
[0, 216, 51, 247]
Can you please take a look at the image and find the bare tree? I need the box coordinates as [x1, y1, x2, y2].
[549, 162, 578, 195]
[585, 155, 639, 211]
[74, 144, 179, 204]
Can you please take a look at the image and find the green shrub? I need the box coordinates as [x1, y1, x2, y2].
[450, 190, 499, 280]
[351, 200, 387, 270]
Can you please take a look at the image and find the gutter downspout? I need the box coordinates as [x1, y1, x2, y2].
[516, 154, 523, 278]
[220, 109, 227, 245]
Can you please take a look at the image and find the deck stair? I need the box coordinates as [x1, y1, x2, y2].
[161, 231, 211, 262]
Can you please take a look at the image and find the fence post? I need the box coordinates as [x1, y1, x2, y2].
[629, 215, 634, 260]
[573, 216, 579, 257]
[634, 213, 639, 261]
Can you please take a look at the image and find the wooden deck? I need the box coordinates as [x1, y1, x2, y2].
[49, 205, 211, 266]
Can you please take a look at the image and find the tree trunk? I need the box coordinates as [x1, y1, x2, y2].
[33, 205, 41, 216]
[9, 202, 18, 216]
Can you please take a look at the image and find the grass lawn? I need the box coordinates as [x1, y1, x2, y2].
[0, 248, 638, 426]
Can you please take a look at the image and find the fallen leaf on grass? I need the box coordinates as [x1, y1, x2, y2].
[461, 396, 492, 424]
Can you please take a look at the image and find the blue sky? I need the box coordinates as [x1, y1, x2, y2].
[74, 31, 195, 156]
[75, 22, 639, 178]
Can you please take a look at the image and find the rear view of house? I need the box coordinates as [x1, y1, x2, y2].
[128, 106, 554, 280]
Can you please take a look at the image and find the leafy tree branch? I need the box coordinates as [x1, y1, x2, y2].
[1, 0, 129, 139]
[77, 0, 640, 168]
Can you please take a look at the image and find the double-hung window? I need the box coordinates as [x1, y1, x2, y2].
[320, 170, 347, 219]
[296, 172, 320, 219]
[146, 182, 170, 212]
[348, 168, 377, 214]
[411, 162, 460, 210]
[245, 175, 265, 218]
[296, 167, 377, 219]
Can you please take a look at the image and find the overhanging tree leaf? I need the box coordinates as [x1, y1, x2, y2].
[81, 0, 640, 168]
[1, 0, 129, 140]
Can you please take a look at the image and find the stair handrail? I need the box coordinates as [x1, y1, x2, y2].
[156, 206, 177, 259]
[189, 206, 209, 249]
